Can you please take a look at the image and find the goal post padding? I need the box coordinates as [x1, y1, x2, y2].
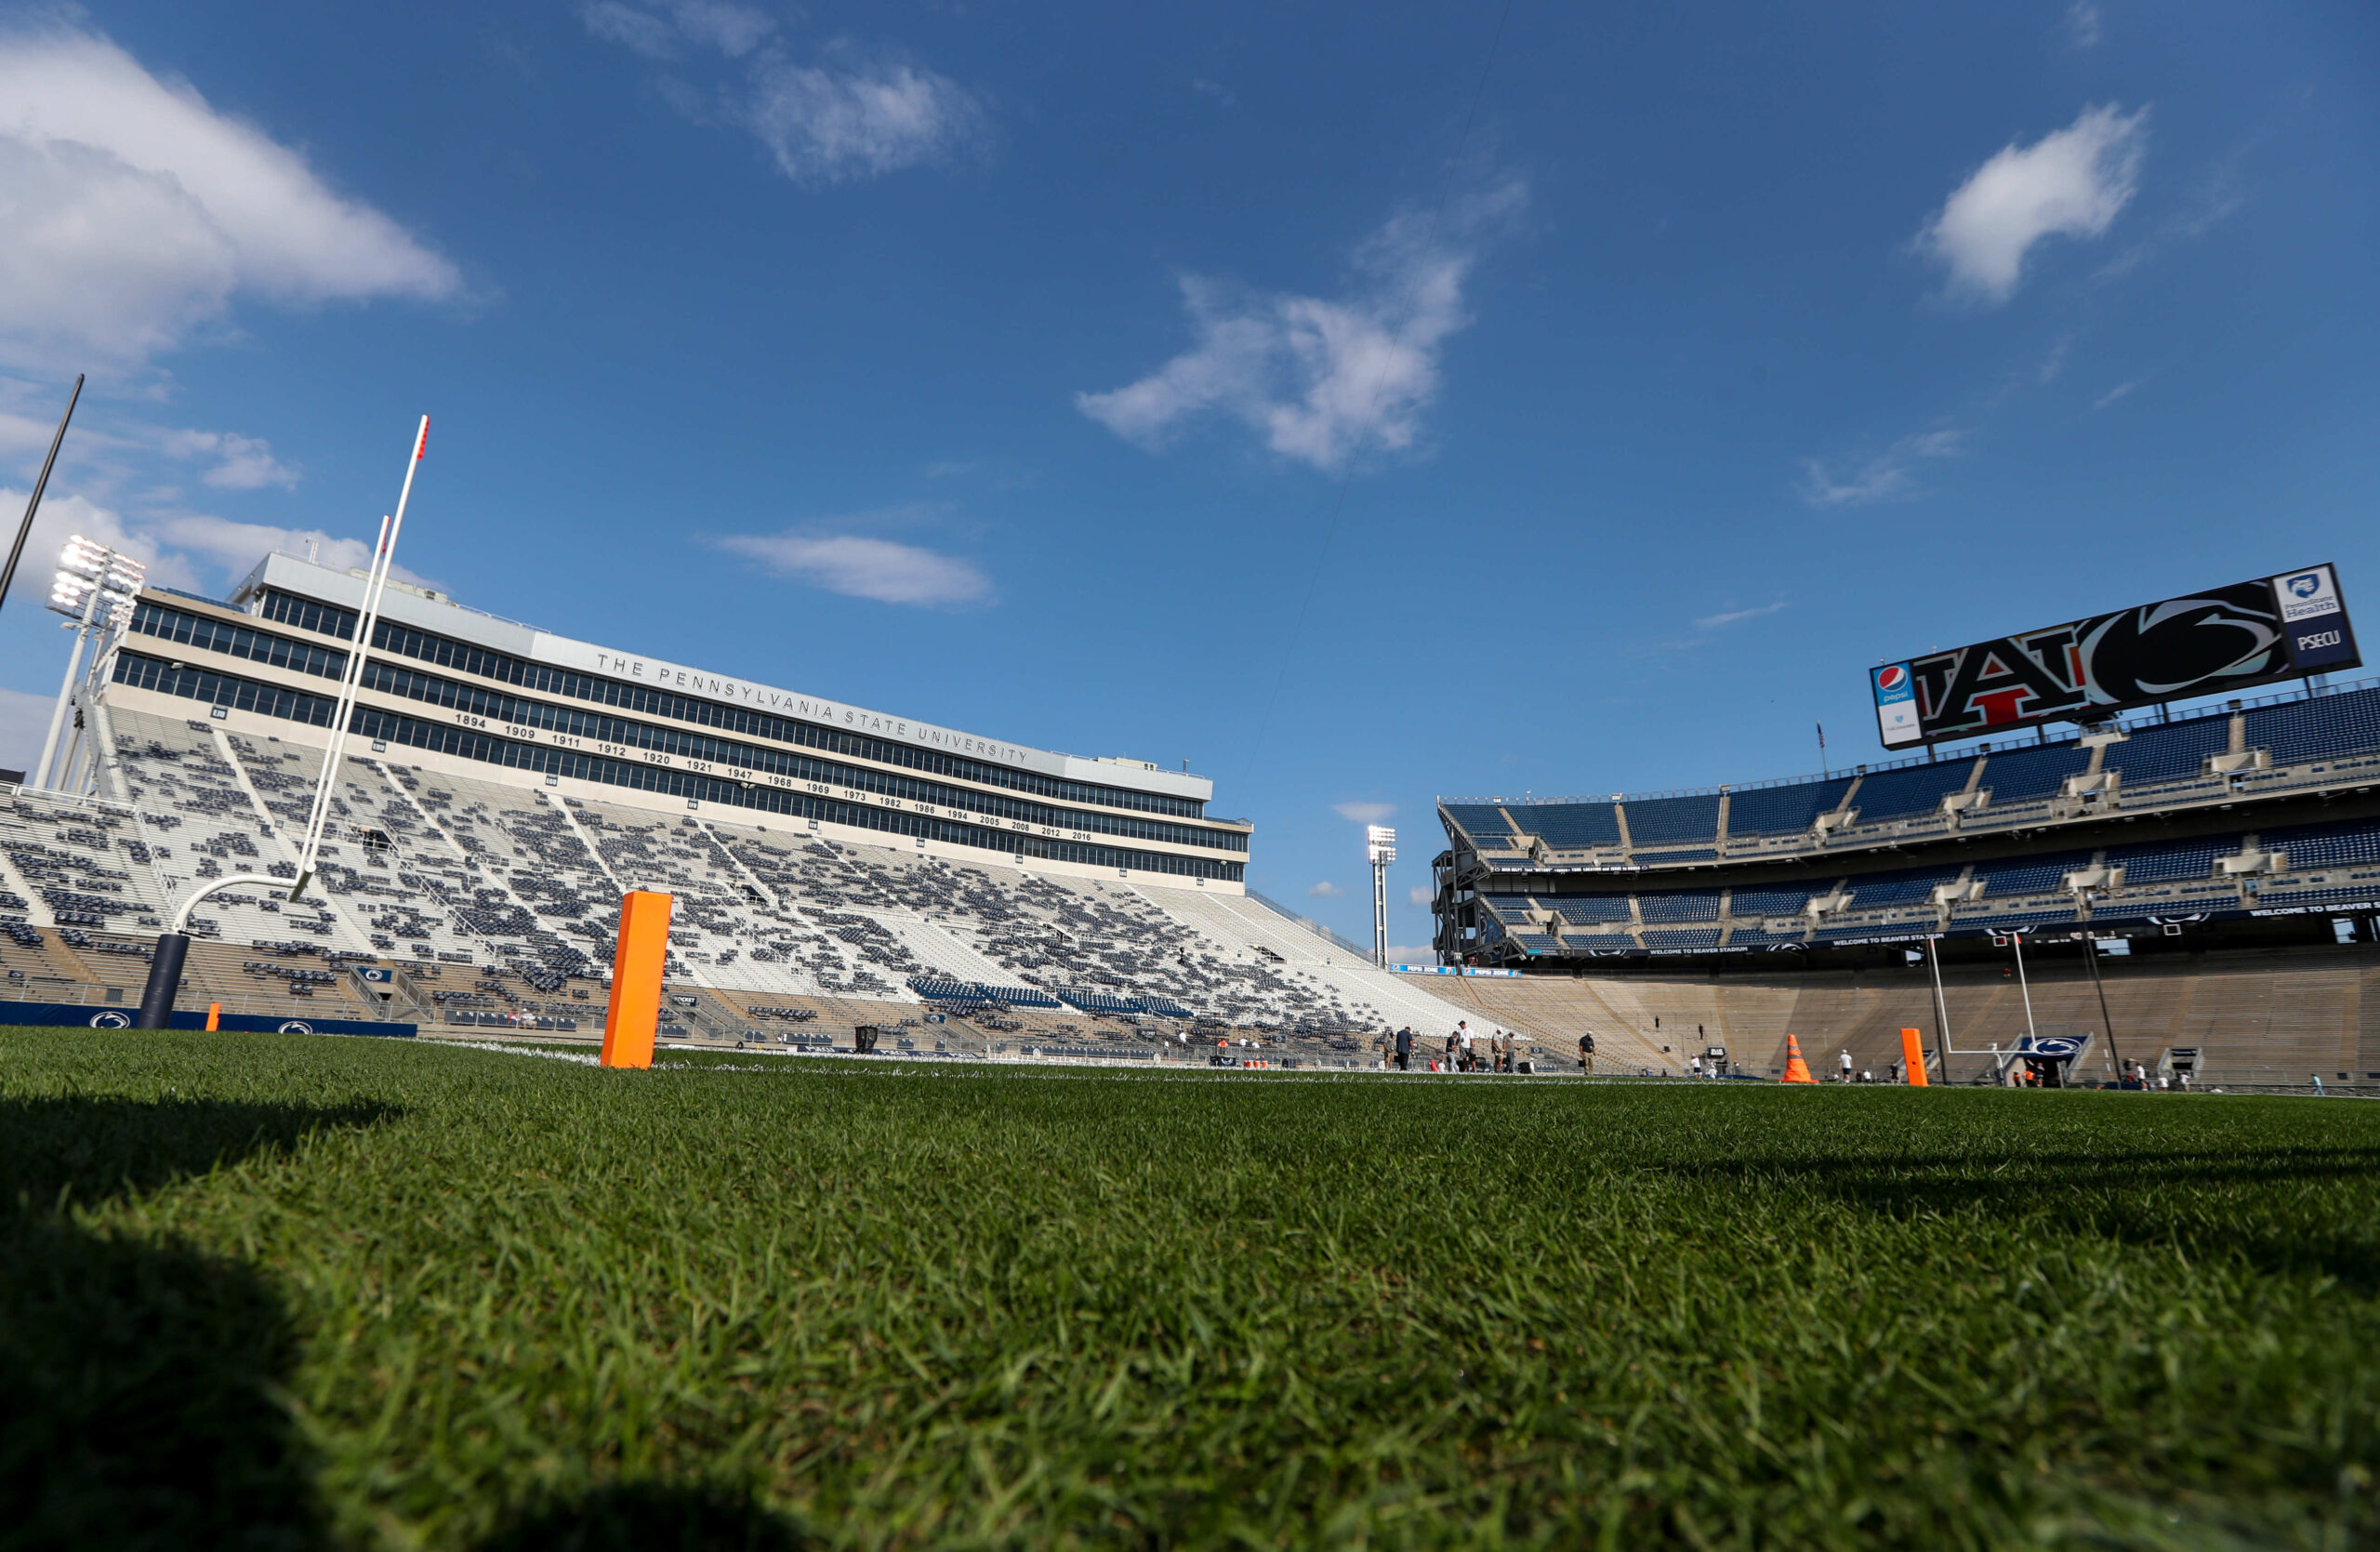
[601, 890, 673, 1069]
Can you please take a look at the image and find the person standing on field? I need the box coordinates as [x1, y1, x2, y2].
[1579, 1031, 1595, 1074]
[1458, 1024, 1475, 1070]
[1839, 1049, 1855, 1082]
[1394, 1026, 1413, 1071]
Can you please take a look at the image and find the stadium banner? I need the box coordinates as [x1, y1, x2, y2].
[0, 1001, 416, 1037]
[1389, 964, 1522, 977]
[1873, 564, 2361, 748]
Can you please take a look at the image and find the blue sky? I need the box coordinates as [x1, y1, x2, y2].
[0, 1, 2373, 954]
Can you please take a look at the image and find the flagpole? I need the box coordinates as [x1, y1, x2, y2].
[1818, 721, 1828, 778]
[289, 416, 427, 898]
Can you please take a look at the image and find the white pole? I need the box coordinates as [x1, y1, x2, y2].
[35, 582, 101, 789]
[291, 415, 428, 897]
[2012, 929, 2039, 1045]
[1924, 932, 1953, 1078]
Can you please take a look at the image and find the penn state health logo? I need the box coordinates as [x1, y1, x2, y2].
[2288, 573, 2323, 600]
[1875, 665, 1909, 691]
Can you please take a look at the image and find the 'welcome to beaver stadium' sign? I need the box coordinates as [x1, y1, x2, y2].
[1871, 564, 2360, 749]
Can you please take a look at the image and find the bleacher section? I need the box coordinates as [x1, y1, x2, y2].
[0, 711, 1488, 1044]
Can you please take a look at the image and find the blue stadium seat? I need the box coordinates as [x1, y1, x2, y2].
[2261, 821, 2380, 871]
[1845, 760, 1979, 824]
[1513, 803, 1622, 849]
[1623, 794, 1720, 846]
[1726, 886, 1812, 917]
[1444, 804, 1515, 840]
[1641, 927, 1722, 948]
[1972, 851, 2096, 897]
[1840, 868, 1957, 909]
[1638, 890, 1723, 922]
[1975, 743, 2092, 803]
[2103, 836, 2235, 883]
[1546, 896, 1633, 924]
[2246, 685, 2380, 765]
[2101, 715, 2230, 784]
[1726, 776, 1855, 838]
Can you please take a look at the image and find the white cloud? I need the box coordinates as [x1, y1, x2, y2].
[747, 49, 985, 185]
[1693, 602, 1790, 630]
[1407, 886, 1432, 908]
[1307, 881, 1344, 899]
[581, 0, 774, 59]
[2094, 378, 2142, 410]
[0, 487, 200, 593]
[583, 7, 985, 187]
[1801, 427, 1965, 507]
[1384, 945, 1436, 965]
[1, 487, 443, 602]
[0, 27, 459, 368]
[158, 430, 299, 490]
[1078, 181, 1527, 471]
[1919, 104, 2148, 304]
[713, 531, 990, 606]
[2065, 1, 2103, 48]
[1332, 801, 1395, 823]
[0, 686, 52, 778]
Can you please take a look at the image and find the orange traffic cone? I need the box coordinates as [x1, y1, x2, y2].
[1780, 1032, 1817, 1084]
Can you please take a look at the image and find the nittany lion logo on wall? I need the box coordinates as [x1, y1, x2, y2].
[278, 1019, 315, 1035]
[87, 1011, 130, 1028]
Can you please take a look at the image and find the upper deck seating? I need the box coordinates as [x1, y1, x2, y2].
[2247, 685, 2380, 765]
[1623, 794, 1719, 847]
[1725, 776, 1854, 839]
[2100, 716, 2230, 784]
[1973, 744, 2092, 803]
[1510, 803, 1621, 850]
[1843, 761, 1977, 825]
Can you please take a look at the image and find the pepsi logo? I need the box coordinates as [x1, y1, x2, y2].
[1876, 665, 1908, 690]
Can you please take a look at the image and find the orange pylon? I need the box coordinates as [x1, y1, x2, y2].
[1780, 1032, 1817, 1084]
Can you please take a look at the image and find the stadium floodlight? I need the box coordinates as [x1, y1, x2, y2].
[33, 536, 145, 790]
[1366, 826, 1396, 968]
[134, 415, 430, 1032]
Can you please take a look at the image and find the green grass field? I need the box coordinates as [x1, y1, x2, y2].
[4, 1028, 2377, 1550]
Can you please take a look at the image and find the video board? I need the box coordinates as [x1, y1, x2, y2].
[1871, 564, 2359, 749]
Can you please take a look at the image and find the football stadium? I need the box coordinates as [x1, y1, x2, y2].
[7, 11, 2380, 1547]
[7, 548, 2375, 1091]
[9, 524, 2380, 1550]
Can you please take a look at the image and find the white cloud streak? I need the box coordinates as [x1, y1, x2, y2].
[712, 531, 991, 606]
[583, 7, 984, 186]
[747, 50, 985, 186]
[1801, 428, 1965, 507]
[0, 27, 459, 369]
[1407, 886, 1432, 908]
[2064, 2, 2103, 48]
[1332, 801, 1395, 823]
[1306, 881, 1344, 899]
[2094, 378, 2142, 410]
[1919, 104, 2148, 304]
[1692, 602, 1790, 630]
[158, 429, 299, 490]
[1078, 182, 1526, 471]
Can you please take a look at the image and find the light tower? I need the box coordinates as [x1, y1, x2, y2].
[1367, 824, 1396, 968]
[35, 536, 144, 791]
